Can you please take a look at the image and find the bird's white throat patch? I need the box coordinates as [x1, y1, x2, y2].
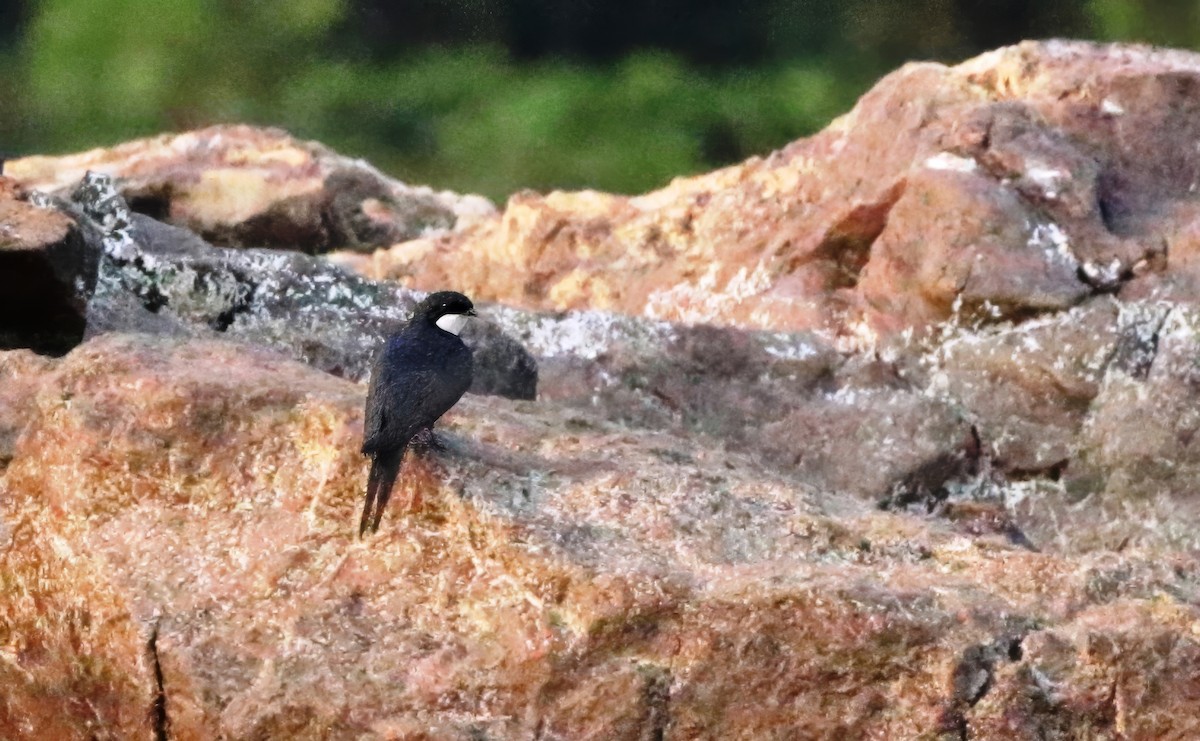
[435, 313, 470, 336]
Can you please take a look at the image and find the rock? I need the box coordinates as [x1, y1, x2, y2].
[7, 125, 495, 253]
[0, 350, 53, 469]
[69, 172, 537, 397]
[770, 387, 977, 505]
[969, 601, 1200, 739]
[0, 177, 103, 354]
[3, 333, 1200, 738]
[460, 319, 539, 400]
[853, 166, 1088, 335]
[58, 172, 1200, 542]
[347, 41, 1200, 341]
[0, 504, 164, 739]
[925, 298, 1121, 472]
[481, 306, 981, 505]
[1052, 304, 1200, 549]
[486, 305, 842, 436]
[1083, 308, 1199, 501]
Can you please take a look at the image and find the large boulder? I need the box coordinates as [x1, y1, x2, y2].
[346, 41, 1200, 340]
[7, 125, 495, 253]
[3, 334, 1200, 738]
[0, 350, 53, 469]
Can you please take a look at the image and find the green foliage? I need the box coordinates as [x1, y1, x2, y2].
[22, 0, 344, 142]
[7, 0, 859, 199]
[15, 3, 857, 200]
[1087, 0, 1200, 48]
[8, 0, 1200, 199]
[279, 48, 854, 197]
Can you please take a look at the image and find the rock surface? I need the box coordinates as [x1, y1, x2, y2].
[5, 40, 1200, 739]
[4, 334, 1200, 739]
[8, 125, 495, 254]
[53, 172, 538, 399]
[345, 41, 1200, 343]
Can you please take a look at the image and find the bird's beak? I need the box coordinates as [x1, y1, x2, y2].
[467, 309, 478, 317]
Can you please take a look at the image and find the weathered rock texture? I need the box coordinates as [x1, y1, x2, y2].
[5, 40, 1200, 739]
[4, 334, 1200, 739]
[0, 171, 536, 398]
[342, 41, 1200, 343]
[8, 125, 495, 253]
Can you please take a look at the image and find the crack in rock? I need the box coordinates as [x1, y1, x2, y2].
[147, 618, 170, 741]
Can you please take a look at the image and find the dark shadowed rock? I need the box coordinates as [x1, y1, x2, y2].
[1056, 305, 1200, 548]
[758, 371, 976, 505]
[460, 319, 538, 399]
[0, 177, 103, 354]
[907, 297, 1200, 554]
[925, 298, 1121, 473]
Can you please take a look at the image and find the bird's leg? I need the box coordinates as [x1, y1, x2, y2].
[410, 427, 446, 453]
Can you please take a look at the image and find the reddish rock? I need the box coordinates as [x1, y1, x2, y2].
[341, 41, 1200, 342]
[0, 350, 53, 468]
[8, 126, 495, 253]
[0, 464, 163, 739]
[970, 601, 1200, 739]
[3, 335, 1200, 738]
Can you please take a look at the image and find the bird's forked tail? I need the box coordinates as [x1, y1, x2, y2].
[359, 447, 404, 537]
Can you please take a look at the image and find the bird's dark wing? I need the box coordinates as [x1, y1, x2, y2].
[364, 332, 425, 454]
[361, 355, 390, 456]
[362, 364, 466, 456]
[358, 366, 466, 535]
[362, 366, 448, 446]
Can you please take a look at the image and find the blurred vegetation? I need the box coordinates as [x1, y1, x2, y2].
[0, 0, 1197, 199]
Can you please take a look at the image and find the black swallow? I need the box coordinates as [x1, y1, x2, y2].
[359, 291, 475, 535]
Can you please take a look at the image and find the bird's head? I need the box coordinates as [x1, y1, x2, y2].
[415, 290, 477, 336]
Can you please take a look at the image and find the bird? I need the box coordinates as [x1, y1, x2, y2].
[359, 290, 476, 536]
